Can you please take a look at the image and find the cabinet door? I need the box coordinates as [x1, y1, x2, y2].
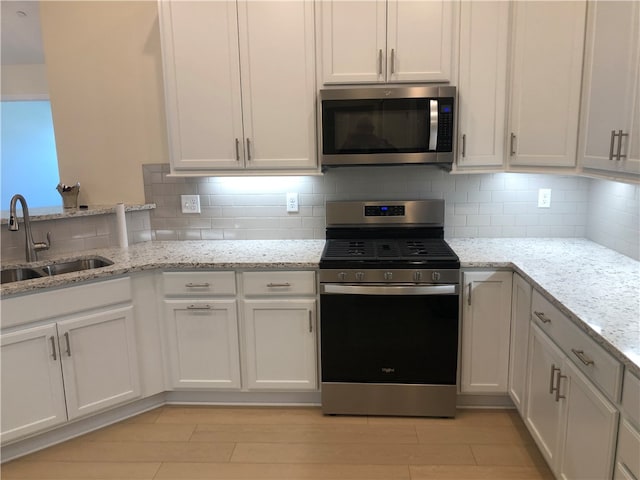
[508, 1, 586, 168]
[164, 299, 240, 389]
[386, 0, 453, 82]
[159, 0, 245, 170]
[243, 299, 317, 390]
[456, 1, 509, 168]
[525, 324, 565, 473]
[238, 0, 316, 170]
[557, 360, 618, 480]
[58, 306, 140, 420]
[0, 324, 67, 443]
[580, 1, 640, 176]
[460, 271, 512, 393]
[319, 0, 386, 84]
[509, 273, 532, 414]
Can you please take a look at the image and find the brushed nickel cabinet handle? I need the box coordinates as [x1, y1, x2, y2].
[462, 134, 466, 158]
[187, 304, 212, 310]
[534, 311, 551, 324]
[555, 371, 567, 402]
[390, 48, 395, 74]
[235, 138, 240, 162]
[571, 348, 595, 366]
[617, 130, 628, 160]
[246, 138, 252, 161]
[609, 130, 617, 160]
[510, 133, 517, 156]
[550, 364, 560, 394]
[185, 283, 210, 288]
[50, 336, 57, 361]
[378, 49, 383, 75]
[467, 283, 472, 306]
[308, 310, 313, 333]
[64, 332, 71, 357]
[267, 282, 291, 288]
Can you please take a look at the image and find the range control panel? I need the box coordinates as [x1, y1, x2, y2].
[364, 205, 405, 217]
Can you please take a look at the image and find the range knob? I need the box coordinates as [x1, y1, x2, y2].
[432, 271, 441, 281]
[384, 271, 393, 281]
[355, 272, 365, 281]
[414, 271, 423, 282]
[337, 272, 347, 281]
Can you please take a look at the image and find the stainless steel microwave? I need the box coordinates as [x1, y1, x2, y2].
[319, 85, 456, 168]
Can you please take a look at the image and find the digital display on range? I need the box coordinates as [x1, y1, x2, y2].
[364, 205, 405, 216]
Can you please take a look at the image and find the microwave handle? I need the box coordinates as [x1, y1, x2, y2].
[429, 100, 438, 151]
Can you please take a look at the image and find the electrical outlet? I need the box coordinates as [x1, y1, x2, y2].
[181, 195, 201, 214]
[538, 188, 551, 208]
[286, 192, 299, 213]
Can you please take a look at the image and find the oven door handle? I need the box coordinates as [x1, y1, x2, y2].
[320, 284, 459, 296]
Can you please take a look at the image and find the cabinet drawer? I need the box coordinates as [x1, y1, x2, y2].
[2, 277, 131, 329]
[243, 271, 315, 296]
[617, 420, 640, 480]
[531, 290, 622, 401]
[163, 271, 236, 296]
[622, 370, 640, 427]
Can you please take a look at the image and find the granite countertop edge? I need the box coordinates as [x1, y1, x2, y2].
[1, 238, 638, 377]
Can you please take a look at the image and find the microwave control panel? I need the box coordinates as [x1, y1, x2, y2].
[437, 99, 454, 152]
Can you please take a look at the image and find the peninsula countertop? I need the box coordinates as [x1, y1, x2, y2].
[1, 238, 638, 375]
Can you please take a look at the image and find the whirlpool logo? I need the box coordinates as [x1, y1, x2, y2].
[381, 367, 395, 374]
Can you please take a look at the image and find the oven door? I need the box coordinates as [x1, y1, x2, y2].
[320, 283, 459, 385]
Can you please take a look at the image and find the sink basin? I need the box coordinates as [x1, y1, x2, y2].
[1, 257, 114, 284]
[40, 258, 114, 276]
[1, 267, 43, 283]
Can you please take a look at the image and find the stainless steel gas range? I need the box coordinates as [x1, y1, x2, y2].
[319, 199, 460, 417]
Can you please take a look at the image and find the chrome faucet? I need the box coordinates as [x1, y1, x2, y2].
[8, 194, 51, 262]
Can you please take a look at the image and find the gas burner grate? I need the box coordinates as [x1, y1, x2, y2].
[324, 240, 375, 259]
[400, 239, 455, 257]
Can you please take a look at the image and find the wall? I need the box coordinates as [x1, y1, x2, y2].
[0, 65, 48, 99]
[143, 164, 589, 241]
[587, 179, 640, 260]
[39, 1, 167, 205]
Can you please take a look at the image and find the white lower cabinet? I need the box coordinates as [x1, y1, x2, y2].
[508, 273, 532, 414]
[1, 296, 140, 444]
[163, 299, 241, 389]
[460, 270, 513, 393]
[526, 323, 618, 479]
[243, 299, 317, 390]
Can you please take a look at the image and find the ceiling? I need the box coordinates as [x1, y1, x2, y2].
[1, 0, 45, 65]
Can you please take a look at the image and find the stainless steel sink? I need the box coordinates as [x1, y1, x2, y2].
[1, 257, 114, 284]
[40, 258, 113, 276]
[1, 267, 44, 283]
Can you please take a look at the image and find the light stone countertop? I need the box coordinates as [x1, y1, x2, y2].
[1, 238, 638, 376]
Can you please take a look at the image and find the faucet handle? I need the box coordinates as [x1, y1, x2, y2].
[34, 232, 51, 252]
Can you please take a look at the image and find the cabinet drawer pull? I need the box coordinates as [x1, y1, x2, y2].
[235, 138, 240, 162]
[267, 282, 291, 288]
[534, 311, 551, 324]
[571, 348, 595, 366]
[390, 48, 395, 74]
[461, 134, 466, 158]
[50, 336, 57, 361]
[185, 282, 210, 288]
[550, 364, 560, 394]
[64, 332, 71, 357]
[467, 283, 472, 306]
[187, 304, 211, 310]
[555, 371, 567, 402]
[246, 138, 252, 161]
[309, 310, 313, 333]
[378, 49, 383, 75]
[510, 133, 516, 156]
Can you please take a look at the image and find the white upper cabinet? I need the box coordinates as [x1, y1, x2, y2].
[507, 1, 586, 168]
[319, 0, 454, 84]
[159, 0, 317, 174]
[455, 1, 509, 169]
[579, 1, 640, 178]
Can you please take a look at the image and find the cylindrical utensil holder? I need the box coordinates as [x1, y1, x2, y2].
[116, 203, 128, 249]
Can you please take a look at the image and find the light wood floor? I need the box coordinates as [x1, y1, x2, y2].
[1, 406, 554, 479]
